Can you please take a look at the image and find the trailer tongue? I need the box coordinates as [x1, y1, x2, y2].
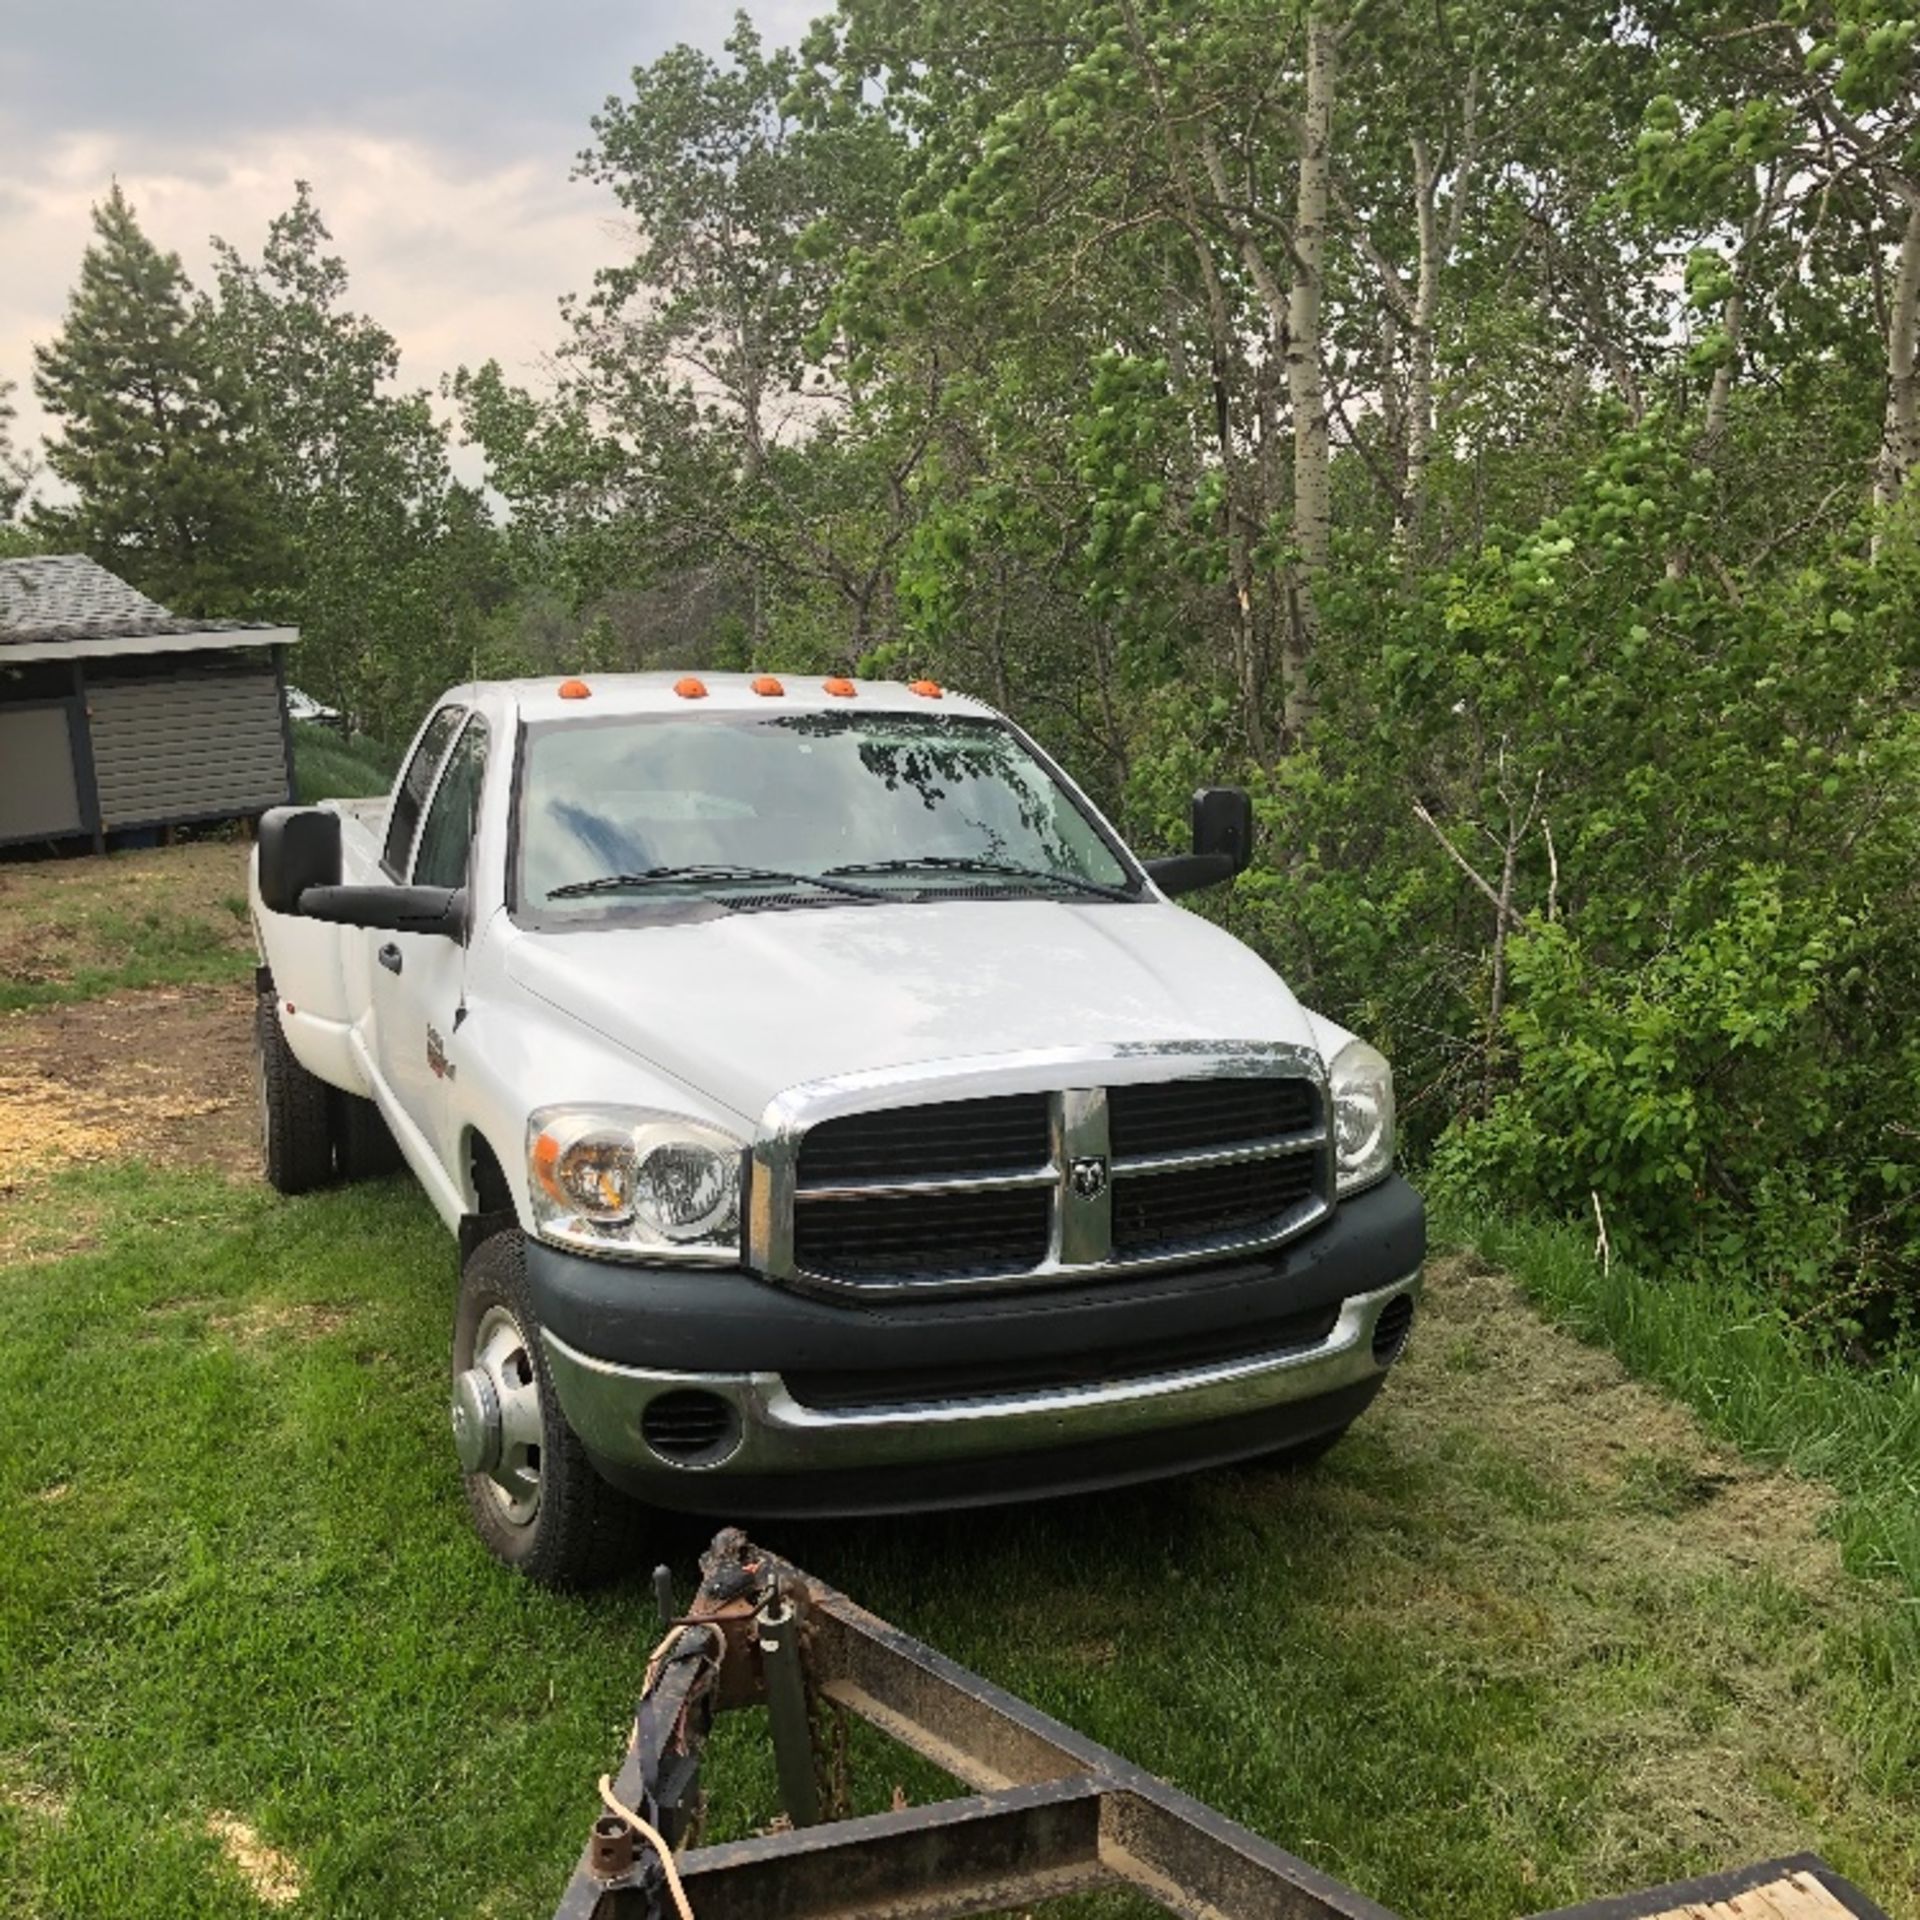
[551, 1530, 1890, 1920]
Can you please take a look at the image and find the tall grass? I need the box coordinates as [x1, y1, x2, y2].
[290, 722, 398, 804]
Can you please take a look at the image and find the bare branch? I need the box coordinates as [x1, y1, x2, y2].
[1411, 799, 1522, 928]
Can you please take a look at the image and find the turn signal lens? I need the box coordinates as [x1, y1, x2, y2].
[558, 678, 591, 699]
[908, 679, 944, 698]
[822, 677, 856, 697]
[526, 1107, 745, 1261]
[751, 675, 785, 696]
[675, 676, 708, 699]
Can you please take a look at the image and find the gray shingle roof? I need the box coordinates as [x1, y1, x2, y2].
[0, 554, 277, 647]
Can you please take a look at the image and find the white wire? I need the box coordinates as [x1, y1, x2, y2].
[597, 1775, 696, 1920]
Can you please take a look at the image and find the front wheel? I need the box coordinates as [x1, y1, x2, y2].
[450, 1230, 638, 1588]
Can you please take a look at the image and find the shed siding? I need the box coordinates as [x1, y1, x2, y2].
[0, 706, 84, 841]
[89, 667, 289, 827]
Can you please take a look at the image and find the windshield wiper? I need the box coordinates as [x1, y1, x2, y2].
[547, 863, 891, 903]
[822, 855, 1136, 901]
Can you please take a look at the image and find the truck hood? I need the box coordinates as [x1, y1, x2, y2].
[502, 898, 1316, 1127]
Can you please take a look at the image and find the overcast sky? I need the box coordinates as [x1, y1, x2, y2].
[0, 0, 817, 485]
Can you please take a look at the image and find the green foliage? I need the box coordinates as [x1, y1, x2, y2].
[30, 186, 278, 614]
[1246, 413, 1920, 1343]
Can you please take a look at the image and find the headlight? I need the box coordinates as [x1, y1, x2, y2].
[1329, 1039, 1394, 1195]
[527, 1107, 743, 1261]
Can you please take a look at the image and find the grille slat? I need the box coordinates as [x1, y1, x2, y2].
[1108, 1077, 1317, 1156]
[1113, 1155, 1318, 1259]
[793, 1187, 1051, 1280]
[798, 1094, 1050, 1185]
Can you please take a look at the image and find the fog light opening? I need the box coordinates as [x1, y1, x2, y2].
[640, 1389, 742, 1468]
[1372, 1294, 1415, 1366]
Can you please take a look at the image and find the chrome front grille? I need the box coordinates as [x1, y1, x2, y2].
[753, 1046, 1333, 1297]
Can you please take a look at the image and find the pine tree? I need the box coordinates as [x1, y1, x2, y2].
[0, 378, 27, 522]
[209, 183, 463, 718]
[31, 184, 276, 614]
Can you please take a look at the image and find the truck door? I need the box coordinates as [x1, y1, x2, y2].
[370, 712, 488, 1163]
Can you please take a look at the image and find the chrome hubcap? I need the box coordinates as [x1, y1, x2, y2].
[454, 1305, 543, 1526]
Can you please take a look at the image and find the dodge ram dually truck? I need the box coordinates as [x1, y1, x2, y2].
[250, 672, 1425, 1586]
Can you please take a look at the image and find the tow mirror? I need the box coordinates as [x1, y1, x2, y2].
[258, 807, 341, 914]
[299, 885, 467, 940]
[1192, 786, 1254, 872]
[258, 806, 465, 939]
[1143, 787, 1256, 898]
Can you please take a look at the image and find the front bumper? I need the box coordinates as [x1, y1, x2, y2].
[531, 1173, 1425, 1515]
[544, 1269, 1417, 1514]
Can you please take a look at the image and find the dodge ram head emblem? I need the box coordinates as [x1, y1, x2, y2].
[1069, 1155, 1109, 1200]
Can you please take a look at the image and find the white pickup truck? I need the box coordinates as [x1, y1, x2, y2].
[250, 673, 1424, 1586]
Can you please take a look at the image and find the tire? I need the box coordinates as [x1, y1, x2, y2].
[337, 1091, 404, 1181]
[450, 1230, 639, 1588]
[254, 990, 336, 1196]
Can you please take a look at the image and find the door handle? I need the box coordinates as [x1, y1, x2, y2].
[377, 943, 403, 975]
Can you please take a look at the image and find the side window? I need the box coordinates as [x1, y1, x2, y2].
[412, 719, 488, 889]
[383, 706, 464, 876]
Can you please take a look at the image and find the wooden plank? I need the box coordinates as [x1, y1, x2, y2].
[1638, 1875, 1859, 1920]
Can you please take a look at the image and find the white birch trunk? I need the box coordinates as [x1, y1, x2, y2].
[1396, 134, 1440, 571]
[1283, 9, 1336, 738]
[1874, 201, 1920, 548]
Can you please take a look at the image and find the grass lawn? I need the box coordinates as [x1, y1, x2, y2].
[3, 1161, 1916, 1920]
[3, 847, 1915, 1919]
[0, 842, 255, 1015]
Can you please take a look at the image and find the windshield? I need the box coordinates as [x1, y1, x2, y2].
[516, 710, 1135, 915]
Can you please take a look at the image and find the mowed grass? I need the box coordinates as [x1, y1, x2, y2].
[0, 842, 255, 1014]
[4, 1166, 1916, 1920]
[1448, 1207, 1920, 1783]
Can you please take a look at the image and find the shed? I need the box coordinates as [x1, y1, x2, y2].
[0, 555, 299, 852]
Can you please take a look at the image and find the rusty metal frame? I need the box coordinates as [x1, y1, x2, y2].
[552, 1532, 1892, 1920]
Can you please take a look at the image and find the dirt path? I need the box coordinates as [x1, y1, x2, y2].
[0, 982, 257, 1260]
[1, 842, 259, 1259]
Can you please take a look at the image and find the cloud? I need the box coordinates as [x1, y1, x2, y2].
[1, 131, 616, 487]
[1, 0, 818, 158]
[0, 0, 823, 483]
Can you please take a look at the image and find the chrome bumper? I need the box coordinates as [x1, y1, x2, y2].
[540, 1269, 1420, 1480]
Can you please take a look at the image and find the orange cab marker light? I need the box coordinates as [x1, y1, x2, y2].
[558, 678, 592, 699]
[675, 676, 708, 699]
[822, 677, 857, 698]
[751, 675, 785, 696]
[908, 679, 944, 698]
